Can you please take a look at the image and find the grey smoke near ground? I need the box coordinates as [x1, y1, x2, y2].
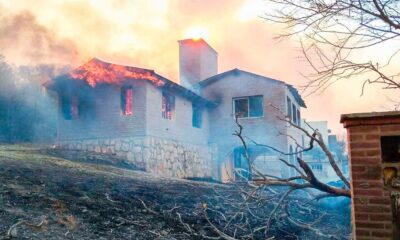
[0, 55, 71, 142]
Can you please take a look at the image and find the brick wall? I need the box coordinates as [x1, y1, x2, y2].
[57, 81, 147, 140]
[145, 82, 210, 146]
[341, 111, 400, 240]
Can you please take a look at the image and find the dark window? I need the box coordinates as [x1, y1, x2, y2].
[192, 104, 202, 128]
[234, 98, 249, 118]
[233, 95, 263, 118]
[287, 97, 292, 120]
[162, 92, 175, 120]
[381, 136, 400, 163]
[61, 95, 79, 120]
[249, 96, 263, 117]
[297, 109, 301, 126]
[311, 163, 323, 171]
[292, 104, 297, 124]
[121, 86, 133, 116]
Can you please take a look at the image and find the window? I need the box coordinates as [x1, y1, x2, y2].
[381, 136, 400, 163]
[297, 109, 301, 126]
[292, 103, 297, 124]
[233, 95, 263, 118]
[288, 96, 301, 126]
[192, 104, 202, 128]
[162, 92, 175, 120]
[311, 163, 323, 171]
[121, 86, 133, 116]
[287, 97, 292, 120]
[61, 95, 79, 120]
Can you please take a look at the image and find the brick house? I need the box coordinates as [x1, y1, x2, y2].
[46, 39, 306, 180]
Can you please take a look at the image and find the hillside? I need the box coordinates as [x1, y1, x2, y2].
[0, 145, 350, 239]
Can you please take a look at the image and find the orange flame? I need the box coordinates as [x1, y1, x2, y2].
[69, 58, 164, 87]
[124, 88, 133, 115]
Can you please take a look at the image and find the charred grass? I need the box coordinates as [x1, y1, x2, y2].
[0, 145, 350, 239]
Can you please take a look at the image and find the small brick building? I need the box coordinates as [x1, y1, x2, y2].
[341, 111, 400, 240]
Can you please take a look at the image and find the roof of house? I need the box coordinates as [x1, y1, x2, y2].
[46, 58, 216, 107]
[198, 68, 306, 108]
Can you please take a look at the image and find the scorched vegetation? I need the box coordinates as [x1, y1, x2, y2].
[0, 145, 349, 239]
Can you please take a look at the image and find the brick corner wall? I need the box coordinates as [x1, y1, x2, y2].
[341, 112, 400, 240]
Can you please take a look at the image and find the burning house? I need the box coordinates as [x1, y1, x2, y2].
[46, 39, 305, 180]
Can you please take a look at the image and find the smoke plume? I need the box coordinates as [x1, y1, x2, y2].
[0, 11, 79, 66]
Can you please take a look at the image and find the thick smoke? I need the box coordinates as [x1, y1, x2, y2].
[0, 11, 79, 66]
[0, 56, 71, 142]
[0, 9, 76, 142]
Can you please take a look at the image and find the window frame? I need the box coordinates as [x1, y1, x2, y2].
[286, 97, 292, 120]
[121, 86, 133, 116]
[296, 108, 301, 126]
[61, 95, 79, 120]
[287, 96, 302, 126]
[232, 95, 264, 119]
[192, 104, 202, 128]
[292, 103, 297, 124]
[162, 91, 175, 120]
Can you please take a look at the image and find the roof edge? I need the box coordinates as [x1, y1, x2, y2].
[198, 68, 306, 108]
[198, 68, 285, 87]
[340, 111, 400, 123]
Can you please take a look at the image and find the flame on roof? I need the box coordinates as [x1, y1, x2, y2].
[69, 58, 165, 87]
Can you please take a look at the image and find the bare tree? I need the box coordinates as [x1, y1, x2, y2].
[233, 112, 350, 198]
[192, 111, 351, 239]
[262, 0, 400, 95]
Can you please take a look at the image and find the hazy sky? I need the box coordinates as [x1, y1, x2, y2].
[0, 0, 397, 134]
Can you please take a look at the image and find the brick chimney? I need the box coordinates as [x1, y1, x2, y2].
[341, 111, 400, 239]
[178, 38, 218, 92]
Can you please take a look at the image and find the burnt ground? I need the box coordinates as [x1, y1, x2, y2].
[0, 145, 351, 240]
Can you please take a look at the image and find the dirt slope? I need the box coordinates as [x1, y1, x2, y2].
[0, 145, 350, 240]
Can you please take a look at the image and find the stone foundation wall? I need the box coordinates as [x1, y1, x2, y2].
[59, 136, 217, 179]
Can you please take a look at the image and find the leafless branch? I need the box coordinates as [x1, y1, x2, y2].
[263, 0, 400, 96]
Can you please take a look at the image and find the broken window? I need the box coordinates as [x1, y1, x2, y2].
[192, 104, 202, 128]
[233, 95, 263, 118]
[287, 97, 292, 120]
[121, 86, 133, 116]
[61, 95, 79, 120]
[162, 92, 175, 120]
